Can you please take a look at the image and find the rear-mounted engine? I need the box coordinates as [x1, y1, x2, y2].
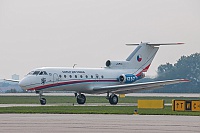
[119, 74, 138, 84]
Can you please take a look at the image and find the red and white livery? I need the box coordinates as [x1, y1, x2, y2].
[16, 42, 188, 105]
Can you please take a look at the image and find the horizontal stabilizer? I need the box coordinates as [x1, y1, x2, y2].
[126, 42, 184, 46]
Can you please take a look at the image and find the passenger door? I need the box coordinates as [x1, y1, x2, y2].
[53, 73, 59, 83]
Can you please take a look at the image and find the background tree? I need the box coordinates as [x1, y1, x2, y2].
[152, 53, 200, 93]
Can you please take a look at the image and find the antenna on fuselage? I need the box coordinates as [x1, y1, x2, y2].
[73, 64, 77, 68]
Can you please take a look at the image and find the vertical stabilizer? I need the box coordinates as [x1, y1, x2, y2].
[106, 42, 183, 75]
[125, 42, 184, 74]
[126, 43, 159, 74]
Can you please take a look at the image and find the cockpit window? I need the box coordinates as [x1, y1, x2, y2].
[27, 71, 34, 75]
[27, 71, 48, 75]
[33, 71, 40, 75]
[43, 71, 48, 75]
[39, 71, 48, 75]
[39, 71, 44, 75]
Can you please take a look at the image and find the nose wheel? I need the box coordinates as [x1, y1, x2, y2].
[77, 94, 86, 104]
[40, 98, 46, 105]
[37, 91, 47, 105]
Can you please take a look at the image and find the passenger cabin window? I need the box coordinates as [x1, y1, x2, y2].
[91, 75, 93, 78]
[69, 75, 72, 78]
[85, 75, 88, 78]
[64, 75, 66, 78]
[75, 75, 77, 78]
[80, 75, 83, 78]
[101, 75, 104, 79]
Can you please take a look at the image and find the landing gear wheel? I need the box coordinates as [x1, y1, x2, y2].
[40, 98, 46, 105]
[77, 94, 86, 104]
[109, 94, 118, 105]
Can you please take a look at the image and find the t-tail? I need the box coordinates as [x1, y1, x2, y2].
[105, 42, 184, 76]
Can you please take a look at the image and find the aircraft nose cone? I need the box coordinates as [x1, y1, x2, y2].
[19, 78, 30, 90]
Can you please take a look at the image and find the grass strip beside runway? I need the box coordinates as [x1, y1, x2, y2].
[0, 106, 199, 116]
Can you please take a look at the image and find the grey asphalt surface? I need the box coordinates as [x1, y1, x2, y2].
[0, 93, 199, 132]
[0, 114, 199, 133]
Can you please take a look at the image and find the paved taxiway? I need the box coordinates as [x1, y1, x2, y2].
[0, 114, 199, 133]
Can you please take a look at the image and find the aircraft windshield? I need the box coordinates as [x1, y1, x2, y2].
[27, 71, 48, 75]
[39, 71, 48, 75]
[33, 71, 40, 75]
[27, 71, 34, 75]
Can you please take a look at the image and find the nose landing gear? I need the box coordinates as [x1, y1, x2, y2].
[36, 91, 46, 105]
[40, 98, 46, 105]
[76, 93, 86, 104]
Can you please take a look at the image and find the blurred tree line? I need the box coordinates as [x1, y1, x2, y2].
[143, 53, 200, 93]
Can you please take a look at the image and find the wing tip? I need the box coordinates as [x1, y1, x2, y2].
[179, 79, 190, 82]
[176, 42, 185, 45]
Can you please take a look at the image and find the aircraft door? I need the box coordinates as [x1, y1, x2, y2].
[53, 73, 59, 83]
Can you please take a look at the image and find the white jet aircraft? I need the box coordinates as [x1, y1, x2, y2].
[13, 42, 189, 105]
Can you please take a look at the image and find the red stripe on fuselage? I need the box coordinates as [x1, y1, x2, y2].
[27, 79, 118, 91]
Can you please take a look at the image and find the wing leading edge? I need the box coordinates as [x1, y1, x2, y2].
[93, 79, 189, 94]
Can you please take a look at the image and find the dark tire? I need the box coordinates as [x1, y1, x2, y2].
[109, 94, 118, 105]
[77, 94, 86, 104]
[40, 98, 46, 105]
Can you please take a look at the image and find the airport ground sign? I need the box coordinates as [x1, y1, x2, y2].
[172, 100, 200, 111]
[138, 100, 164, 109]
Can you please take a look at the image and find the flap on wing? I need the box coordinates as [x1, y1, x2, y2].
[93, 79, 189, 94]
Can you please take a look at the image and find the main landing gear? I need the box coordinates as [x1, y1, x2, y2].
[106, 92, 118, 105]
[75, 92, 118, 105]
[36, 91, 46, 105]
[75, 93, 86, 104]
[36, 91, 117, 105]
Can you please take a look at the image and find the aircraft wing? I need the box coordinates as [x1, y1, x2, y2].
[3, 79, 20, 83]
[93, 79, 189, 94]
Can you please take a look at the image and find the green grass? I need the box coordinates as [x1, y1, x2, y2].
[0, 106, 199, 116]
[0, 95, 199, 115]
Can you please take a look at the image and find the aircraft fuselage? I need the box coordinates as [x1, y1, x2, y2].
[19, 67, 138, 93]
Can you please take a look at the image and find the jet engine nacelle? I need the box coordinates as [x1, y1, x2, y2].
[119, 74, 138, 84]
[105, 60, 130, 69]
